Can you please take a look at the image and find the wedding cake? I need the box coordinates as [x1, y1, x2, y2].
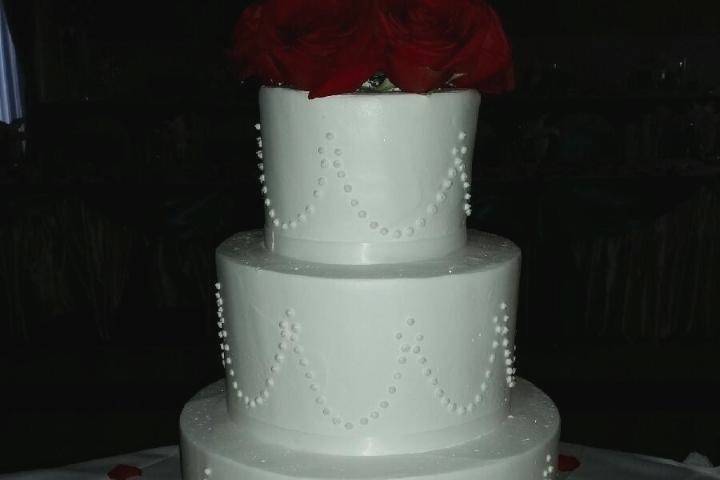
[179, 86, 560, 480]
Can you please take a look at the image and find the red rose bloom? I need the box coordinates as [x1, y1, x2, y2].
[230, 0, 384, 98]
[379, 0, 514, 93]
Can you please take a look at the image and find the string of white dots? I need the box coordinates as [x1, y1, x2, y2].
[500, 302, 518, 389]
[542, 453, 556, 478]
[326, 130, 472, 239]
[216, 282, 301, 409]
[255, 123, 319, 230]
[397, 302, 514, 416]
[215, 282, 228, 369]
[219, 303, 395, 426]
[201, 466, 212, 480]
[244, 308, 302, 409]
[289, 309, 397, 430]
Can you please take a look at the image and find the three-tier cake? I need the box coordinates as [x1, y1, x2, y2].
[179, 87, 560, 480]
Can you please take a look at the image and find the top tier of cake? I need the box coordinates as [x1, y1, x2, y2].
[258, 87, 481, 265]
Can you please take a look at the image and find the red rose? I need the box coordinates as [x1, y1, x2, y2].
[230, 0, 384, 98]
[379, 0, 514, 93]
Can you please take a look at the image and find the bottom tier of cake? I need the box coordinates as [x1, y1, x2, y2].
[180, 378, 560, 480]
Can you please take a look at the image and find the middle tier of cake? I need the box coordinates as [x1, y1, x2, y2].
[214, 230, 520, 456]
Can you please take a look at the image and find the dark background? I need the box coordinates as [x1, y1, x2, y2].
[2, 0, 720, 473]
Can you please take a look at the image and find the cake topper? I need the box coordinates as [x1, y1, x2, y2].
[230, 0, 514, 98]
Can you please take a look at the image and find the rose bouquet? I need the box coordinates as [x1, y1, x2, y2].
[230, 0, 514, 98]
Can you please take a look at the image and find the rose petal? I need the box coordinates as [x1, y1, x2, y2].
[386, 57, 450, 93]
[310, 62, 383, 99]
[271, 47, 330, 91]
[380, 0, 514, 94]
[447, 4, 514, 92]
[107, 464, 142, 480]
[230, 0, 381, 94]
[558, 454, 581, 472]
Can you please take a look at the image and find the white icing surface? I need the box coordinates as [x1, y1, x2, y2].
[180, 87, 560, 480]
[214, 230, 520, 456]
[218, 230, 518, 279]
[259, 87, 480, 265]
[180, 378, 560, 480]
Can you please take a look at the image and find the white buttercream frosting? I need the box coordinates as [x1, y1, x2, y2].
[180, 87, 560, 480]
[180, 378, 559, 480]
[214, 230, 520, 456]
[258, 87, 480, 265]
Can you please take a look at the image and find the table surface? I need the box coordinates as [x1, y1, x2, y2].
[1, 443, 718, 480]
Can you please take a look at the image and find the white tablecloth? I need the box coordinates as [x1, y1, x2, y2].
[1, 443, 718, 480]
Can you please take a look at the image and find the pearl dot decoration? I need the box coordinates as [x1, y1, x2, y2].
[542, 453, 556, 478]
[265, 307, 399, 429]
[313, 131, 473, 239]
[215, 291, 517, 439]
[255, 122, 319, 230]
[499, 302, 518, 388]
[215, 283, 229, 370]
[201, 466, 212, 480]
[216, 288, 305, 410]
[396, 302, 514, 416]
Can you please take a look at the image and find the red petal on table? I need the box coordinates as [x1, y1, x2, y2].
[107, 464, 143, 480]
[558, 454, 581, 471]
